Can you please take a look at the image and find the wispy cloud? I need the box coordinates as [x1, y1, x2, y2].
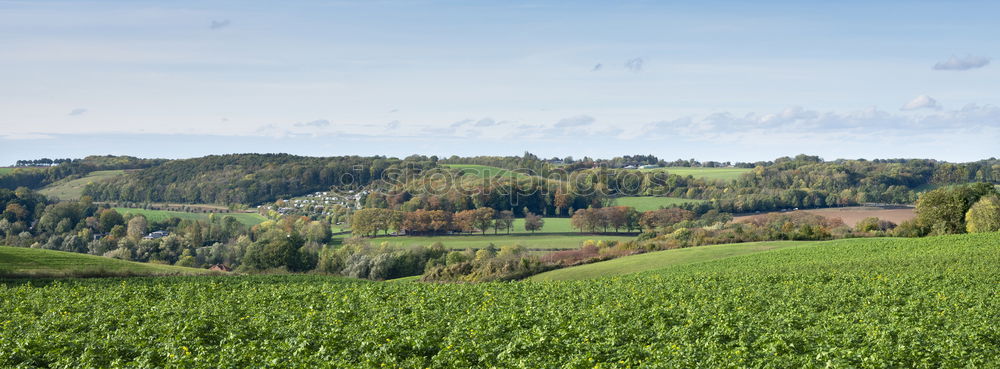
[554, 115, 595, 128]
[293, 119, 330, 128]
[385, 120, 401, 129]
[210, 19, 231, 30]
[901, 95, 941, 111]
[933, 55, 990, 71]
[591, 63, 602, 71]
[68, 108, 87, 116]
[624, 58, 644, 72]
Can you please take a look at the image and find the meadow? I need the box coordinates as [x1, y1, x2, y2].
[38, 170, 125, 200]
[612, 196, 706, 212]
[530, 240, 812, 281]
[0, 246, 214, 278]
[2, 232, 998, 367]
[441, 164, 532, 179]
[642, 167, 751, 181]
[113, 207, 267, 226]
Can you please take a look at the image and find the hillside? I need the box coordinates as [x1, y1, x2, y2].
[0, 246, 216, 278]
[642, 166, 751, 181]
[3, 233, 998, 366]
[530, 240, 814, 281]
[38, 170, 125, 201]
[113, 207, 267, 226]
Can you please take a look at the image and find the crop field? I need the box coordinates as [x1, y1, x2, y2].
[0, 246, 214, 278]
[2, 232, 998, 367]
[530, 240, 813, 281]
[441, 164, 532, 179]
[613, 196, 706, 212]
[641, 167, 751, 181]
[113, 207, 267, 226]
[38, 170, 125, 201]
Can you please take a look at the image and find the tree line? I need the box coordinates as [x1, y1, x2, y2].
[350, 207, 544, 237]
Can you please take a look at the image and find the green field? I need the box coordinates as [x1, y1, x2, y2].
[361, 233, 634, 250]
[0, 167, 16, 174]
[0, 246, 214, 278]
[2, 233, 998, 367]
[442, 164, 532, 179]
[38, 170, 125, 200]
[531, 241, 812, 281]
[641, 166, 750, 181]
[613, 196, 706, 211]
[114, 207, 267, 226]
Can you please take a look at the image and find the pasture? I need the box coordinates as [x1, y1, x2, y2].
[0, 246, 214, 278]
[530, 240, 812, 281]
[2, 233, 998, 367]
[735, 206, 916, 226]
[113, 208, 267, 226]
[441, 164, 532, 179]
[612, 196, 705, 212]
[38, 170, 125, 201]
[356, 233, 634, 251]
[642, 166, 750, 181]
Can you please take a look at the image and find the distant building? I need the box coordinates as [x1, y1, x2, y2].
[638, 164, 659, 169]
[143, 230, 169, 240]
[623, 165, 638, 169]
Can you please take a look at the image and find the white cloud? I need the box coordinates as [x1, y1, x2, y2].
[933, 55, 991, 71]
[293, 119, 330, 128]
[901, 95, 941, 111]
[209, 20, 230, 30]
[68, 108, 87, 116]
[624, 58, 644, 72]
[553, 115, 595, 128]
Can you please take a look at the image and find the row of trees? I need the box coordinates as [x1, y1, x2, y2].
[350, 207, 545, 237]
[909, 183, 1000, 235]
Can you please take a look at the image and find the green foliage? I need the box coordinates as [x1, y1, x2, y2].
[965, 195, 1000, 233]
[3, 233, 1000, 367]
[915, 182, 999, 235]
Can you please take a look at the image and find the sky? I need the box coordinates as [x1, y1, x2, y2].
[1, 0, 999, 165]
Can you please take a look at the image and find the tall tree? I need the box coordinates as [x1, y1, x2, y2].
[524, 212, 544, 233]
[966, 195, 1000, 233]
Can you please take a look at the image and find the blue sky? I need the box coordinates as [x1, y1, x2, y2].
[1, 0, 998, 164]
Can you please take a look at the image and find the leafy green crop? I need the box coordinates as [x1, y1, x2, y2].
[2, 233, 998, 368]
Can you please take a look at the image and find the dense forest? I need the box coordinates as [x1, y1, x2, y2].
[0, 155, 165, 189]
[83, 154, 438, 205]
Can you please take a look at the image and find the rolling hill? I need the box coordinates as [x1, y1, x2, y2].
[0, 246, 217, 278]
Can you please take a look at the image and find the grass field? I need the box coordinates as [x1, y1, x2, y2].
[38, 170, 125, 200]
[0, 246, 215, 278]
[641, 166, 750, 181]
[530, 241, 813, 281]
[735, 206, 917, 226]
[3, 233, 998, 367]
[113, 207, 267, 226]
[613, 196, 706, 211]
[442, 164, 532, 179]
[361, 233, 634, 250]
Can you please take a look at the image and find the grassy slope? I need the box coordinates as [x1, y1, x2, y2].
[530, 241, 813, 281]
[114, 207, 267, 226]
[641, 166, 750, 181]
[441, 164, 532, 179]
[0, 246, 215, 278]
[39, 170, 125, 200]
[366, 233, 634, 250]
[613, 196, 706, 212]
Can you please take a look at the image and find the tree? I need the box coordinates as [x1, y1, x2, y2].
[470, 208, 495, 235]
[495, 210, 514, 234]
[98, 209, 125, 233]
[966, 195, 1000, 233]
[524, 212, 544, 233]
[127, 215, 148, 240]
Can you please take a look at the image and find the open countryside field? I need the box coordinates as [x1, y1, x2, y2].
[735, 206, 916, 226]
[356, 233, 634, 250]
[0, 246, 215, 278]
[442, 164, 532, 179]
[114, 207, 267, 226]
[530, 240, 814, 281]
[613, 196, 705, 212]
[3, 233, 998, 366]
[38, 170, 125, 201]
[642, 166, 751, 181]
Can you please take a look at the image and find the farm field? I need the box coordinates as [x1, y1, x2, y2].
[38, 170, 125, 201]
[0, 246, 214, 278]
[353, 233, 634, 250]
[641, 166, 751, 181]
[113, 207, 267, 226]
[441, 164, 532, 179]
[613, 196, 705, 212]
[530, 240, 813, 281]
[2, 233, 998, 367]
[735, 206, 916, 226]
